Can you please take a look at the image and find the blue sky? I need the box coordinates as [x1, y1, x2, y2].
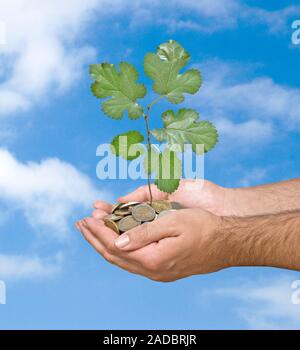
[0, 0, 300, 329]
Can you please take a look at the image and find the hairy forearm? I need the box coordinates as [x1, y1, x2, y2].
[220, 210, 300, 271]
[224, 178, 300, 216]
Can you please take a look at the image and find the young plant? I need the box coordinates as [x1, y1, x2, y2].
[90, 40, 218, 202]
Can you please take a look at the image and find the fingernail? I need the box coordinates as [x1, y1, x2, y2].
[115, 234, 130, 249]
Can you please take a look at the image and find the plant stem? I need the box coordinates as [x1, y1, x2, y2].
[143, 96, 164, 204]
[144, 105, 153, 204]
[147, 95, 164, 109]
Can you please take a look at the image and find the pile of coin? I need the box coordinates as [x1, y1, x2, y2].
[104, 200, 184, 234]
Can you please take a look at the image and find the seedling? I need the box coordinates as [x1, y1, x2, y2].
[90, 40, 218, 203]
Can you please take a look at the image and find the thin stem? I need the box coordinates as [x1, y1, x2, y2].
[147, 95, 164, 109]
[144, 106, 153, 204]
[143, 95, 165, 204]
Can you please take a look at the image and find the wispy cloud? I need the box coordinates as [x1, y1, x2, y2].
[238, 167, 268, 187]
[210, 275, 300, 330]
[215, 118, 274, 148]
[0, 149, 110, 238]
[0, 253, 63, 280]
[0, 1, 298, 118]
[188, 59, 300, 150]
[0, 0, 101, 116]
[125, 0, 300, 34]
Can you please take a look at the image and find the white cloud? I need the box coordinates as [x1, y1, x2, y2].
[238, 167, 267, 187]
[0, 0, 101, 116]
[0, 0, 298, 118]
[0, 149, 110, 238]
[126, 0, 300, 34]
[212, 275, 300, 330]
[215, 118, 274, 146]
[0, 253, 63, 280]
[0, 20, 6, 45]
[188, 60, 300, 149]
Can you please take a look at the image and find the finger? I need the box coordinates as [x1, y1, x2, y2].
[82, 216, 175, 271]
[93, 200, 113, 212]
[118, 185, 167, 203]
[77, 220, 106, 255]
[82, 217, 161, 269]
[92, 209, 108, 220]
[75, 221, 81, 231]
[83, 217, 119, 253]
[78, 221, 145, 274]
[114, 213, 180, 251]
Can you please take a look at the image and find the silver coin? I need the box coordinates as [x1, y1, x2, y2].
[104, 218, 120, 234]
[111, 202, 124, 213]
[104, 214, 122, 221]
[119, 202, 140, 210]
[118, 215, 140, 232]
[114, 208, 131, 216]
[132, 203, 156, 222]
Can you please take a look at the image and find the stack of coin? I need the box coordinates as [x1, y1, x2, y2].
[103, 200, 184, 234]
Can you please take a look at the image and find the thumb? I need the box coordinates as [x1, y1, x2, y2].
[114, 216, 178, 251]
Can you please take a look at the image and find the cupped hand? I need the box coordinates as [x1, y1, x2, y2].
[92, 179, 227, 219]
[76, 208, 228, 282]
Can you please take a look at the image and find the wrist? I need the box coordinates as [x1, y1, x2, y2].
[217, 215, 261, 268]
[221, 187, 244, 216]
[222, 187, 266, 217]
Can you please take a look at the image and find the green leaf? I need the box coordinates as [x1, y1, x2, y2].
[155, 148, 181, 193]
[111, 130, 144, 160]
[90, 62, 146, 120]
[143, 146, 182, 193]
[144, 40, 201, 104]
[155, 178, 180, 194]
[157, 40, 190, 65]
[151, 108, 218, 154]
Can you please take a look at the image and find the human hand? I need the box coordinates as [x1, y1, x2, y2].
[92, 180, 227, 220]
[76, 208, 227, 282]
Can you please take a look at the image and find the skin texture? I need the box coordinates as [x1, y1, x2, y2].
[76, 178, 300, 282]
